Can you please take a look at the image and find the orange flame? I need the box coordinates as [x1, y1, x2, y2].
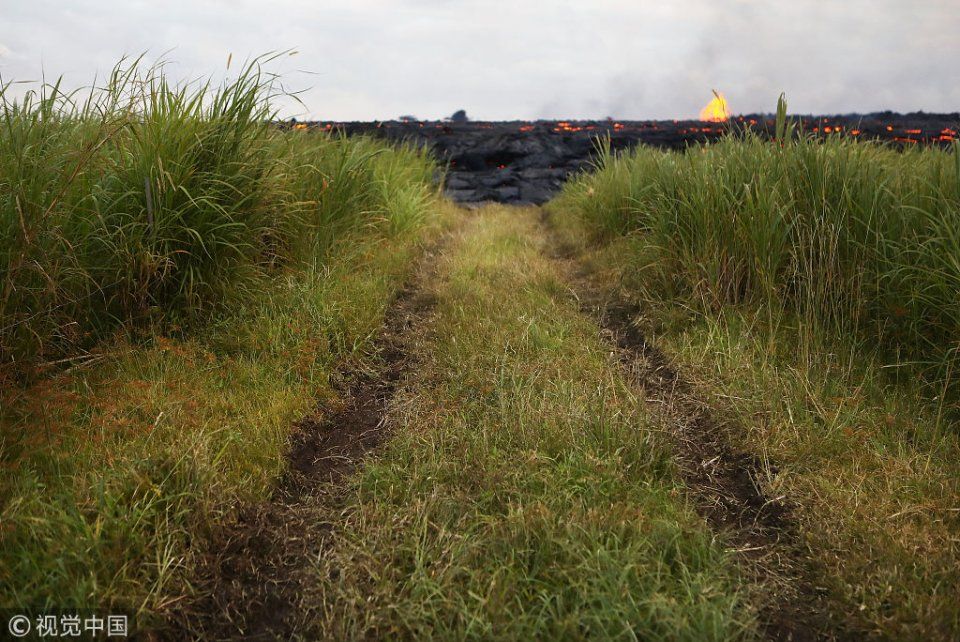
[699, 91, 730, 122]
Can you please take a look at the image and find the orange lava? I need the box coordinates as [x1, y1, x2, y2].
[699, 91, 730, 122]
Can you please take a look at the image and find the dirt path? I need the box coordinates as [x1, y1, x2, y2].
[169, 236, 448, 640]
[170, 204, 848, 640]
[590, 301, 838, 641]
[543, 216, 849, 641]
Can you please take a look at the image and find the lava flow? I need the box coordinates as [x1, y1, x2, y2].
[302, 106, 958, 206]
[699, 92, 730, 122]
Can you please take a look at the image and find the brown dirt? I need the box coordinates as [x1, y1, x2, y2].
[163, 240, 445, 641]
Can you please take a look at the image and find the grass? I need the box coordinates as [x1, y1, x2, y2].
[555, 99, 960, 416]
[549, 110, 960, 638]
[653, 305, 960, 638]
[0, 57, 447, 624]
[0, 204, 452, 621]
[304, 207, 754, 641]
[0, 56, 436, 372]
[9, 65, 957, 637]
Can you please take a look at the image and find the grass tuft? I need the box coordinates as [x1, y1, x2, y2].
[0, 57, 438, 372]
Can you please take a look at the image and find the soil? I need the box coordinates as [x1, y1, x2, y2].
[164, 239, 445, 641]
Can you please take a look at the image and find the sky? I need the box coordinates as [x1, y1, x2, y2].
[1, 0, 958, 120]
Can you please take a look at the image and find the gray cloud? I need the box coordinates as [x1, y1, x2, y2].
[1, 0, 957, 119]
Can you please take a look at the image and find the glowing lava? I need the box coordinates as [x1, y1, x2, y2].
[699, 91, 730, 122]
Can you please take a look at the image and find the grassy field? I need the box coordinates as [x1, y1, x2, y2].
[0, 60, 446, 624]
[556, 103, 960, 410]
[5, 66, 960, 639]
[302, 207, 755, 640]
[549, 111, 960, 637]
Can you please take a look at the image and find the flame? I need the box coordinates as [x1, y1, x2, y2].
[699, 91, 730, 122]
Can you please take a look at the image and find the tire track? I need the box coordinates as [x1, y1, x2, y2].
[167, 236, 448, 640]
[543, 217, 853, 641]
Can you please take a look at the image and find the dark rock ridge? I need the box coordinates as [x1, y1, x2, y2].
[293, 113, 960, 204]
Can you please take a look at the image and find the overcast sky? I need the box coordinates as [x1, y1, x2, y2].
[1, 0, 958, 120]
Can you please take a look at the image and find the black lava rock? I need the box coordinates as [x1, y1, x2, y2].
[303, 115, 960, 204]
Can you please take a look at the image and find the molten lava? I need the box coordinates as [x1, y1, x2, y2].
[699, 91, 730, 122]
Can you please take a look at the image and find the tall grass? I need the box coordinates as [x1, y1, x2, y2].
[0, 57, 441, 621]
[0, 58, 437, 373]
[555, 98, 960, 417]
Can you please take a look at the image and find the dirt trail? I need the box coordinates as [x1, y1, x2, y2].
[592, 302, 837, 641]
[168, 237, 447, 640]
[543, 218, 849, 641]
[168, 204, 849, 640]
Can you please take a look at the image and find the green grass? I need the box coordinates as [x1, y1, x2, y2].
[0, 56, 437, 372]
[555, 100, 960, 417]
[653, 304, 960, 639]
[306, 207, 753, 641]
[549, 110, 960, 638]
[0, 56, 447, 624]
[0, 203, 453, 621]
